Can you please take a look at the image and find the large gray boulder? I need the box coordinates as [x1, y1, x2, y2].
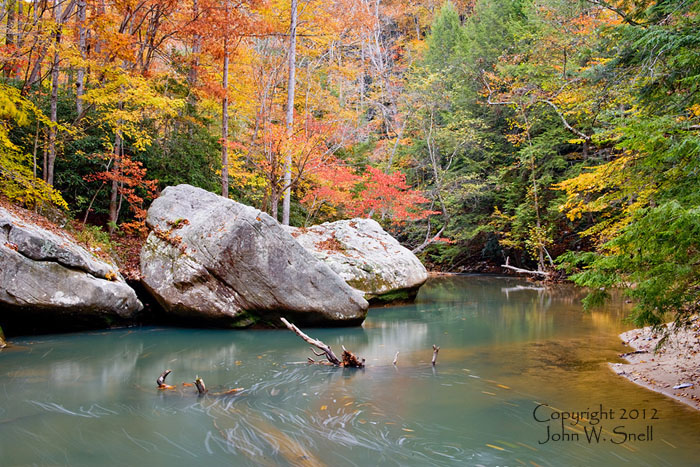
[289, 219, 428, 303]
[139, 184, 368, 327]
[0, 206, 143, 325]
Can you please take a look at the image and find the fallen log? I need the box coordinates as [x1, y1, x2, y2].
[501, 256, 550, 277]
[501, 264, 550, 277]
[281, 317, 364, 367]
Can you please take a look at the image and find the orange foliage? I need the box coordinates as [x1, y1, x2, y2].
[303, 164, 439, 223]
[85, 154, 158, 236]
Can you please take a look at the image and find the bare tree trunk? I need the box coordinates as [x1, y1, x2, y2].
[32, 121, 40, 179]
[359, 40, 365, 115]
[523, 112, 546, 272]
[187, 0, 201, 101]
[25, 45, 48, 89]
[6, 0, 15, 46]
[16, 0, 22, 48]
[14, 0, 24, 81]
[42, 128, 47, 181]
[4, 0, 15, 77]
[26, 1, 75, 90]
[45, 0, 76, 184]
[270, 190, 279, 220]
[282, 0, 297, 225]
[94, 0, 105, 55]
[386, 119, 406, 172]
[24, 1, 46, 88]
[47, 25, 61, 186]
[411, 108, 450, 253]
[108, 131, 121, 233]
[75, 0, 86, 115]
[221, 35, 229, 197]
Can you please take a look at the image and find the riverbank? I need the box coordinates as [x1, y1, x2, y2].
[611, 318, 700, 410]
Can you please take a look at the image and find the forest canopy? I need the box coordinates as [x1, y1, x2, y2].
[0, 0, 698, 326]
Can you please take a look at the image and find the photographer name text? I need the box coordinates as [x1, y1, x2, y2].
[533, 403, 659, 445]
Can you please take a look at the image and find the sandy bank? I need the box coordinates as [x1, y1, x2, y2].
[611, 319, 700, 410]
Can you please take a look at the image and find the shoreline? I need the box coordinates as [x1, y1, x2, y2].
[610, 319, 700, 410]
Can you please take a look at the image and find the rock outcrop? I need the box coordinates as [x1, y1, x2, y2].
[0, 206, 143, 329]
[140, 184, 368, 327]
[289, 219, 428, 302]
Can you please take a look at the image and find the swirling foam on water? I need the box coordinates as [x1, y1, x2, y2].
[2, 276, 700, 465]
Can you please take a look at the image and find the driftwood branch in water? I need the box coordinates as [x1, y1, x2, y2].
[502, 257, 550, 277]
[341, 345, 365, 368]
[155, 371, 242, 396]
[432, 345, 440, 366]
[194, 376, 208, 395]
[281, 317, 366, 367]
[157, 369, 176, 389]
[393, 351, 399, 366]
[281, 317, 341, 365]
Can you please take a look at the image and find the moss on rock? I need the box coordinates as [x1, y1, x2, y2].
[367, 286, 421, 306]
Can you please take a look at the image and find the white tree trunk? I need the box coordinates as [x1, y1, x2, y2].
[221, 13, 230, 197]
[282, 0, 297, 225]
[76, 0, 86, 116]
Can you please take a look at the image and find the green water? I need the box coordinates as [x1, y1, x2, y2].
[1, 275, 699, 466]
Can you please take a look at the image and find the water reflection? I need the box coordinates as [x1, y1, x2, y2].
[1, 276, 700, 466]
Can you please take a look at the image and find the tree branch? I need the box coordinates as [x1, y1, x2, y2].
[412, 223, 446, 254]
[281, 317, 341, 365]
[584, 0, 641, 26]
[540, 99, 591, 141]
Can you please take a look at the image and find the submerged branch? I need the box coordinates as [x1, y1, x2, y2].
[194, 376, 207, 395]
[157, 369, 175, 389]
[281, 317, 341, 365]
[341, 345, 365, 368]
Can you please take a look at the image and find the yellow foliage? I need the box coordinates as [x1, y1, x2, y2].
[490, 206, 519, 249]
[555, 153, 657, 243]
[83, 72, 184, 152]
[0, 85, 68, 210]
